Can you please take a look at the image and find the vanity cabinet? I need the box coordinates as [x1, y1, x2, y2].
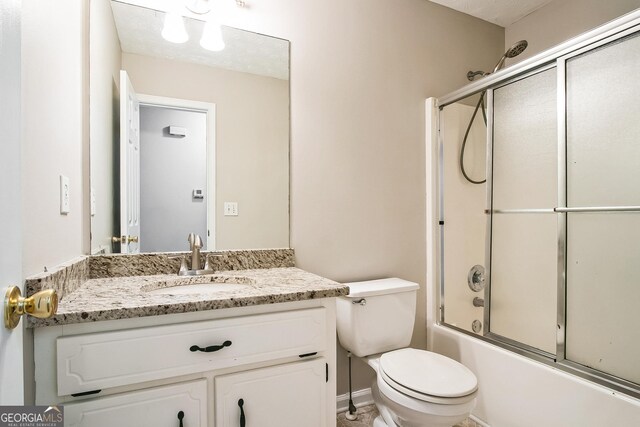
[33, 299, 337, 427]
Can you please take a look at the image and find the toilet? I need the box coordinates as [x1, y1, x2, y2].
[336, 278, 478, 427]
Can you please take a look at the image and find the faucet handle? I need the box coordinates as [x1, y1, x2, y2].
[169, 256, 189, 274]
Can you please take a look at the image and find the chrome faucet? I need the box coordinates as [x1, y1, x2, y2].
[173, 233, 216, 276]
[187, 233, 203, 271]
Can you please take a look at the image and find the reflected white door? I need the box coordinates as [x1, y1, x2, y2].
[119, 70, 141, 253]
[0, 0, 25, 404]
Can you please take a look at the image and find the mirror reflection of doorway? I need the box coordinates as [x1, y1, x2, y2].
[139, 104, 209, 252]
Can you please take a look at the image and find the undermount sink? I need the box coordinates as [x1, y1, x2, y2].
[142, 275, 254, 295]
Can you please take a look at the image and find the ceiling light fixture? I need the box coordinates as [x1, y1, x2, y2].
[161, 10, 189, 43]
[161, 0, 226, 50]
[200, 18, 225, 51]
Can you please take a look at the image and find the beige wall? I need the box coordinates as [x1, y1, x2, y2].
[506, 0, 640, 61]
[122, 53, 290, 250]
[22, 0, 89, 277]
[90, 0, 121, 254]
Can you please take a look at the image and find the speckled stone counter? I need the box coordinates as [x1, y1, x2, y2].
[28, 267, 348, 328]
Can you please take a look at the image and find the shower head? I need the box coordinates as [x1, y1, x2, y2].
[493, 40, 528, 72]
[505, 40, 528, 58]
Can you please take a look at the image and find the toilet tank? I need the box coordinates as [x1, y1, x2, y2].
[336, 278, 419, 357]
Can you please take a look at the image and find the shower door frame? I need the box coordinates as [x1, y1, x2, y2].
[435, 9, 640, 400]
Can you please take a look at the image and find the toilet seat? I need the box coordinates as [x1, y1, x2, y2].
[379, 348, 478, 405]
[375, 373, 477, 419]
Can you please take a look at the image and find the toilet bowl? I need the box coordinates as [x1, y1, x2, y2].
[368, 349, 477, 427]
[336, 278, 478, 427]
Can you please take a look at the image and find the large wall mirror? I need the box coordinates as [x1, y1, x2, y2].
[90, 0, 290, 254]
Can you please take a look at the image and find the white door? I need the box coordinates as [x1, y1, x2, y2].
[215, 358, 327, 427]
[119, 70, 141, 253]
[0, 0, 25, 405]
[138, 105, 207, 252]
[64, 380, 208, 427]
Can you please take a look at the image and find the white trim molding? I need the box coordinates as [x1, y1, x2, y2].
[336, 388, 373, 414]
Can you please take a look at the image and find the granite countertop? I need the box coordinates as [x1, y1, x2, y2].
[29, 267, 349, 327]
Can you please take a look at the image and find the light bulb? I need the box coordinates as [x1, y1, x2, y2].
[162, 11, 188, 44]
[200, 20, 225, 51]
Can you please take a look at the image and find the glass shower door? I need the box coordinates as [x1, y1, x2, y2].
[488, 67, 558, 355]
[563, 31, 640, 385]
[437, 17, 640, 398]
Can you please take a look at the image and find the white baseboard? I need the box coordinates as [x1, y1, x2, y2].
[469, 414, 490, 427]
[336, 388, 374, 414]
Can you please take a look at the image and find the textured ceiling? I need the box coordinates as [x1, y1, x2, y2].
[111, 1, 289, 80]
[429, 0, 555, 27]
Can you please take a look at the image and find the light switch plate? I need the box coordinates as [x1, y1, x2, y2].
[224, 202, 238, 216]
[60, 175, 70, 215]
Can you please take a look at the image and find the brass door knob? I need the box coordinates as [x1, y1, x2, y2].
[4, 286, 58, 329]
[112, 235, 139, 244]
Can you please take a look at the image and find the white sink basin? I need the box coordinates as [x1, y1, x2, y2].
[143, 275, 253, 295]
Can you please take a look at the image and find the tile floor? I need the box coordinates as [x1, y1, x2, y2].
[336, 404, 481, 427]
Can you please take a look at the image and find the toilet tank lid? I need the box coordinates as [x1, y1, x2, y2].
[344, 278, 419, 298]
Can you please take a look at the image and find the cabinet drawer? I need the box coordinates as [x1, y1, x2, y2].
[57, 308, 326, 396]
[64, 379, 207, 427]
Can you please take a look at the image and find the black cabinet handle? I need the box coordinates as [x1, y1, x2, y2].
[177, 411, 184, 427]
[190, 340, 232, 353]
[238, 399, 245, 427]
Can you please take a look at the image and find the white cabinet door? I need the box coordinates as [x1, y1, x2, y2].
[64, 380, 207, 427]
[215, 358, 326, 427]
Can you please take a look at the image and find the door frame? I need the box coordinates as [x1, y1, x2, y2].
[137, 94, 217, 250]
[119, 70, 141, 254]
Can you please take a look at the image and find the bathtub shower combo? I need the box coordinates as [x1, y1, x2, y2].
[433, 12, 640, 400]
